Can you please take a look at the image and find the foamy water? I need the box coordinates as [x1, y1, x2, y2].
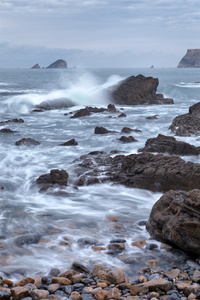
[0, 67, 200, 279]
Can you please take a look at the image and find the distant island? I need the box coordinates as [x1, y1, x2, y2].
[31, 59, 67, 69]
[177, 49, 200, 68]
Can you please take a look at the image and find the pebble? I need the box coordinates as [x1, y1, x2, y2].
[0, 260, 200, 300]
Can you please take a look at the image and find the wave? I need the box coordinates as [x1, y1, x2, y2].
[175, 82, 200, 88]
[0, 73, 123, 114]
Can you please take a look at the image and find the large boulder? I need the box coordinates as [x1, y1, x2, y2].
[177, 49, 200, 68]
[169, 102, 200, 136]
[36, 169, 68, 186]
[146, 189, 200, 255]
[74, 151, 200, 192]
[138, 134, 200, 155]
[110, 75, 173, 105]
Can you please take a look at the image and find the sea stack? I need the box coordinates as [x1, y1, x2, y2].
[177, 49, 200, 68]
[46, 59, 67, 69]
[31, 63, 41, 69]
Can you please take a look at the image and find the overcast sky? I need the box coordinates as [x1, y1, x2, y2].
[0, 0, 199, 68]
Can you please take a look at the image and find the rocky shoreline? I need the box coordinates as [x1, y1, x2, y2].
[1, 259, 200, 300]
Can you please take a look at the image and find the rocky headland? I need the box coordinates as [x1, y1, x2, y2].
[177, 49, 200, 68]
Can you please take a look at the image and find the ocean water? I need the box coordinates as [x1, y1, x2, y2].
[0, 67, 200, 280]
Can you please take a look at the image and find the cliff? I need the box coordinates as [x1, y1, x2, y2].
[46, 59, 67, 69]
[177, 49, 200, 68]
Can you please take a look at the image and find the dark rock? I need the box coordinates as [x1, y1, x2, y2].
[110, 239, 126, 243]
[74, 151, 200, 192]
[138, 134, 200, 155]
[0, 290, 11, 300]
[15, 138, 40, 146]
[60, 139, 78, 146]
[169, 102, 200, 136]
[60, 285, 74, 294]
[118, 136, 138, 143]
[42, 276, 52, 285]
[94, 126, 113, 134]
[107, 104, 117, 112]
[46, 59, 67, 69]
[37, 169, 68, 186]
[121, 127, 142, 134]
[70, 108, 92, 119]
[77, 237, 98, 247]
[0, 128, 16, 133]
[48, 268, 60, 277]
[118, 113, 126, 118]
[15, 234, 41, 247]
[146, 189, 200, 256]
[110, 74, 173, 105]
[70, 105, 119, 119]
[146, 115, 159, 120]
[82, 294, 96, 300]
[0, 118, 24, 125]
[71, 262, 90, 274]
[177, 49, 200, 68]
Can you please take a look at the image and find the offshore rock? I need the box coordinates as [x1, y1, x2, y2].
[177, 49, 200, 68]
[74, 151, 200, 192]
[110, 75, 173, 105]
[146, 189, 200, 255]
[70, 105, 118, 119]
[169, 102, 200, 136]
[60, 139, 78, 146]
[138, 134, 200, 155]
[15, 138, 40, 146]
[31, 63, 40, 69]
[46, 59, 67, 69]
[36, 169, 68, 187]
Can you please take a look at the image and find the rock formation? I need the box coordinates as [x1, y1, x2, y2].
[146, 189, 200, 255]
[31, 64, 41, 69]
[177, 49, 200, 68]
[110, 75, 173, 105]
[169, 102, 200, 136]
[46, 59, 67, 69]
[138, 134, 200, 155]
[74, 151, 200, 192]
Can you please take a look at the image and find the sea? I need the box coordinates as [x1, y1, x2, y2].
[0, 67, 200, 280]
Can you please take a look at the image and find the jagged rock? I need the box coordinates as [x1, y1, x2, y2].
[15, 138, 40, 146]
[146, 189, 200, 255]
[110, 75, 173, 105]
[60, 139, 78, 146]
[177, 49, 200, 68]
[74, 151, 200, 192]
[118, 136, 138, 143]
[31, 63, 40, 69]
[0, 128, 16, 133]
[138, 134, 200, 155]
[70, 105, 118, 119]
[121, 127, 142, 134]
[169, 102, 200, 136]
[0, 118, 24, 125]
[36, 169, 68, 186]
[46, 59, 67, 69]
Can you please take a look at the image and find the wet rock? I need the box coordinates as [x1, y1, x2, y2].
[77, 237, 98, 247]
[110, 75, 173, 105]
[15, 138, 40, 146]
[106, 269, 125, 285]
[107, 243, 125, 252]
[70, 105, 119, 119]
[107, 287, 121, 299]
[15, 277, 35, 287]
[36, 169, 68, 186]
[0, 290, 11, 300]
[92, 265, 111, 280]
[60, 139, 78, 146]
[69, 291, 81, 300]
[118, 113, 126, 118]
[11, 286, 30, 300]
[29, 288, 50, 300]
[52, 277, 71, 285]
[131, 239, 147, 248]
[192, 269, 200, 282]
[169, 102, 200, 136]
[71, 262, 90, 274]
[138, 134, 200, 155]
[70, 108, 92, 118]
[15, 234, 41, 247]
[0, 128, 16, 133]
[94, 127, 114, 134]
[0, 118, 24, 125]
[121, 127, 142, 134]
[146, 189, 200, 256]
[146, 115, 159, 120]
[118, 136, 138, 143]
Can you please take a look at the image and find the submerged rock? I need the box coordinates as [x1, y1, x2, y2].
[146, 189, 200, 255]
[169, 102, 200, 136]
[110, 75, 173, 105]
[138, 134, 200, 155]
[15, 138, 40, 146]
[0, 118, 24, 125]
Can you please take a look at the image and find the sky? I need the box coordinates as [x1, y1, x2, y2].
[0, 0, 199, 68]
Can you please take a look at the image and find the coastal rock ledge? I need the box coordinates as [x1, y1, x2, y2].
[177, 49, 200, 68]
[146, 189, 200, 256]
[110, 74, 173, 105]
